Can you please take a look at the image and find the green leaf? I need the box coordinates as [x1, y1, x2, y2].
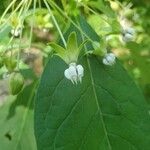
[0, 25, 11, 40]
[35, 17, 150, 150]
[0, 82, 37, 150]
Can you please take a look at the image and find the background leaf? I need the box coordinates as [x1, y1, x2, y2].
[88, 0, 116, 18]
[34, 17, 150, 150]
[0, 82, 37, 150]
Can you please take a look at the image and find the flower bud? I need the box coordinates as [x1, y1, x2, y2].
[122, 33, 133, 42]
[4, 58, 17, 72]
[122, 27, 135, 42]
[103, 53, 116, 66]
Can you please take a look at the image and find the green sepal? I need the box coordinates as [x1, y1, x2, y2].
[49, 43, 73, 64]
[49, 32, 87, 64]
[67, 32, 79, 57]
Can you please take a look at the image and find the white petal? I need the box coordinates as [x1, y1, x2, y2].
[103, 58, 110, 65]
[68, 65, 78, 84]
[11, 28, 21, 37]
[14, 31, 19, 37]
[76, 65, 84, 82]
[72, 76, 78, 84]
[11, 29, 15, 35]
[106, 53, 115, 61]
[64, 69, 71, 80]
[126, 27, 135, 35]
[68, 66, 77, 76]
[76, 65, 84, 76]
[103, 53, 116, 66]
[122, 33, 133, 42]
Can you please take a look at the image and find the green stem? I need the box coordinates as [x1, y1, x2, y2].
[44, 0, 67, 47]
[79, 2, 109, 25]
[38, 0, 42, 8]
[0, 0, 26, 33]
[0, 0, 17, 23]
[17, 0, 32, 70]
[29, 0, 36, 50]
[48, 0, 93, 42]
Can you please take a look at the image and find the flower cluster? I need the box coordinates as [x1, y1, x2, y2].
[50, 32, 117, 84]
[64, 63, 84, 84]
[120, 18, 135, 43]
[91, 40, 116, 66]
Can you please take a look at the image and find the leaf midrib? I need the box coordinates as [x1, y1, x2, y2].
[86, 55, 112, 150]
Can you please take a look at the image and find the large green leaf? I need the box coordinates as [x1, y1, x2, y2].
[34, 17, 150, 150]
[0, 82, 37, 150]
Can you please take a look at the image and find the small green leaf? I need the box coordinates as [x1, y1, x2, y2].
[49, 42, 69, 63]
[49, 42, 65, 54]
[50, 32, 87, 64]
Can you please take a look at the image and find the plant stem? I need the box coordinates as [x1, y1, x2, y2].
[17, 0, 32, 69]
[0, 0, 17, 23]
[0, 0, 26, 34]
[48, 0, 93, 42]
[44, 0, 67, 47]
[28, 0, 36, 51]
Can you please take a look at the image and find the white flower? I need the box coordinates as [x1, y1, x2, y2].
[11, 28, 21, 37]
[122, 27, 135, 42]
[126, 27, 135, 35]
[64, 63, 84, 84]
[103, 53, 116, 66]
[122, 33, 133, 42]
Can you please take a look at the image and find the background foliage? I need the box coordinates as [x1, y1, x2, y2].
[0, 0, 150, 150]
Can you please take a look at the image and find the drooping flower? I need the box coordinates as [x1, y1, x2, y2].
[64, 63, 84, 84]
[122, 27, 135, 42]
[102, 53, 116, 66]
[50, 32, 86, 84]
